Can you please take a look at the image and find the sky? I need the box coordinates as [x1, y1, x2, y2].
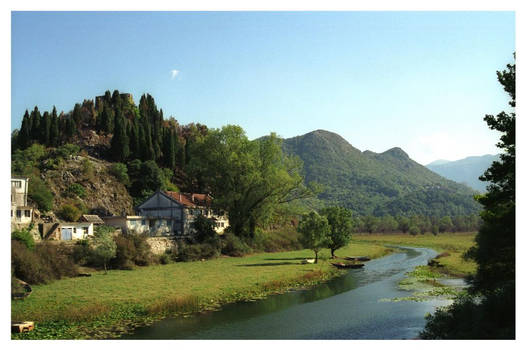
[11, 11, 515, 164]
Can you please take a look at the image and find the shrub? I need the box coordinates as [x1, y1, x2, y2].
[64, 183, 86, 198]
[55, 143, 80, 159]
[57, 204, 81, 222]
[192, 214, 217, 243]
[177, 241, 220, 262]
[91, 228, 117, 272]
[110, 233, 155, 269]
[159, 252, 172, 265]
[28, 176, 54, 212]
[12, 228, 35, 250]
[220, 233, 252, 257]
[11, 240, 79, 285]
[72, 239, 91, 265]
[81, 158, 95, 180]
[109, 163, 129, 185]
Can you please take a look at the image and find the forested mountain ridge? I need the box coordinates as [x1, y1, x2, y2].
[282, 130, 481, 217]
[426, 154, 499, 192]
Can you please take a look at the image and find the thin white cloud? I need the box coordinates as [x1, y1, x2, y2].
[170, 69, 179, 79]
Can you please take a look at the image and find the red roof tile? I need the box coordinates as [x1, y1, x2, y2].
[164, 191, 212, 208]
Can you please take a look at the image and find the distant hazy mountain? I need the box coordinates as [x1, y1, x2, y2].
[281, 130, 480, 217]
[426, 154, 499, 192]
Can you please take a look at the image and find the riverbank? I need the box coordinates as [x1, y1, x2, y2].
[12, 240, 391, 339]
[353, 232, 477, 277]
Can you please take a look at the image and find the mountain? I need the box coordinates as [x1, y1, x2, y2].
[282, 130, 480, 217]
[426, 154, 499, 192]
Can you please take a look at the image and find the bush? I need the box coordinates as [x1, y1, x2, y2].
[220, 233, 252, 257]
[252, 227, 302, 252]
[11, 240, 79, 285]
[81, 158, 95, 180]
[177, 241, 220, 262]
[159, 252, 172, 265]
[55, 143, 80, 159]
[72, 239, 91, 265]
[110, 234, 156, 269]
[12, 228, 35, 250]
[28, 176, 54, 212]
[109, 163, 129, 185]
[64, 183, 86, 198]
[57, 204, 81, 221]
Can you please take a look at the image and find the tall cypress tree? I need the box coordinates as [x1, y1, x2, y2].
[110, 108, 130, 162]
[30, 106, 41, 142]
[40, 111, 51, 145]
[50, 107, 60, 147]
[18, 110, 31, 149]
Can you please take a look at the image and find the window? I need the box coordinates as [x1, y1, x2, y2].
[141, 220, 146, 225]
[73, 228, 77, 233]
[16, 210, 21, 218]
[24, 210, 31, 217]
[11, 210, 13, 217]
[12, 181, 22, 188]
[167, 220, 172, 227]
[83, 227, 89, 235]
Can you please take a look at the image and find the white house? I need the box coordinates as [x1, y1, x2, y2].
[60, 222, 94, 240]
[11, 177, 33, 227]
[102, 215, 152, 235]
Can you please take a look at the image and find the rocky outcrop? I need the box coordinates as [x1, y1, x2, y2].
[146, 237, 177, 255]
[42, 155, 134, 217]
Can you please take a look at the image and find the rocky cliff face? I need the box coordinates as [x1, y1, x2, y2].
[41, 154, 134, 217]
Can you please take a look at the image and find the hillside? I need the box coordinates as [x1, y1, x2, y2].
[282, 130, 480, 217]
[426, 154, 498, 192]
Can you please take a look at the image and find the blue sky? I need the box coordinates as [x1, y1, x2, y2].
[11, 11, 515, 164]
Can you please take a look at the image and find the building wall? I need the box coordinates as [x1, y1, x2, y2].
[60, 223, 93, 240]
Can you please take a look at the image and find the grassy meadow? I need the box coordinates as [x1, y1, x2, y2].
[353, 232, 477, 277]
[12, 240, 390, 339]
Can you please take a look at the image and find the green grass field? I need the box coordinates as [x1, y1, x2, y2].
[12, 240, 390, 339]
[353, 232, 477, 277]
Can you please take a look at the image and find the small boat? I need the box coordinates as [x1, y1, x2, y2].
[301, 258, 316, 264]
[343, 256, 371, 262]
[331, 262, 365, 269]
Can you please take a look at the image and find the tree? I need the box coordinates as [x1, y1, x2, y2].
[91, 226, 117, 273]
[438, 216, 453, 233]
[320, 207, 353, 258]
[110, 109, 130, 162]
[422, 56, 515, 339]
[192, 214, 217, 243]
[363, 215, 378, 234]
[186, 126, 313, 238]
[297, 212, 330, 263]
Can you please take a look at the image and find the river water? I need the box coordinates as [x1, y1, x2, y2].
[122, 246, 458, 340]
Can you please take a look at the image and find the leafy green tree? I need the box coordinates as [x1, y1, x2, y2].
[192, 214, 217, 243]
[298, 212, 330, 263]
[438, 216, 453, 233]
[186, 126, 313, 238]
[127, 159, 164, 199]
[378, 215, 399, 233]
[91, 226, 117, 273]
[363, 215, 378, 234]
[320, 206, 353, 258]
[109, 163, 130, 185]
[397, 216, 410, 233]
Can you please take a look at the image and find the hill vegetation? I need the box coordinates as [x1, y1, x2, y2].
[282, 130, 481, 217]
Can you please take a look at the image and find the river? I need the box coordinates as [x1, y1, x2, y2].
[121, 246, 460, 339]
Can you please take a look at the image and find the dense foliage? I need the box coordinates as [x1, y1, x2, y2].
[297, 212, 330, 263]
[421, 56, 515, 339]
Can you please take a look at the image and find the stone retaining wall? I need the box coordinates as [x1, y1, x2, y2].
[146, 237, 177, 255]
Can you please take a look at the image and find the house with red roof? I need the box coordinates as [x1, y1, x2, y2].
[103, 191, 229, 237]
